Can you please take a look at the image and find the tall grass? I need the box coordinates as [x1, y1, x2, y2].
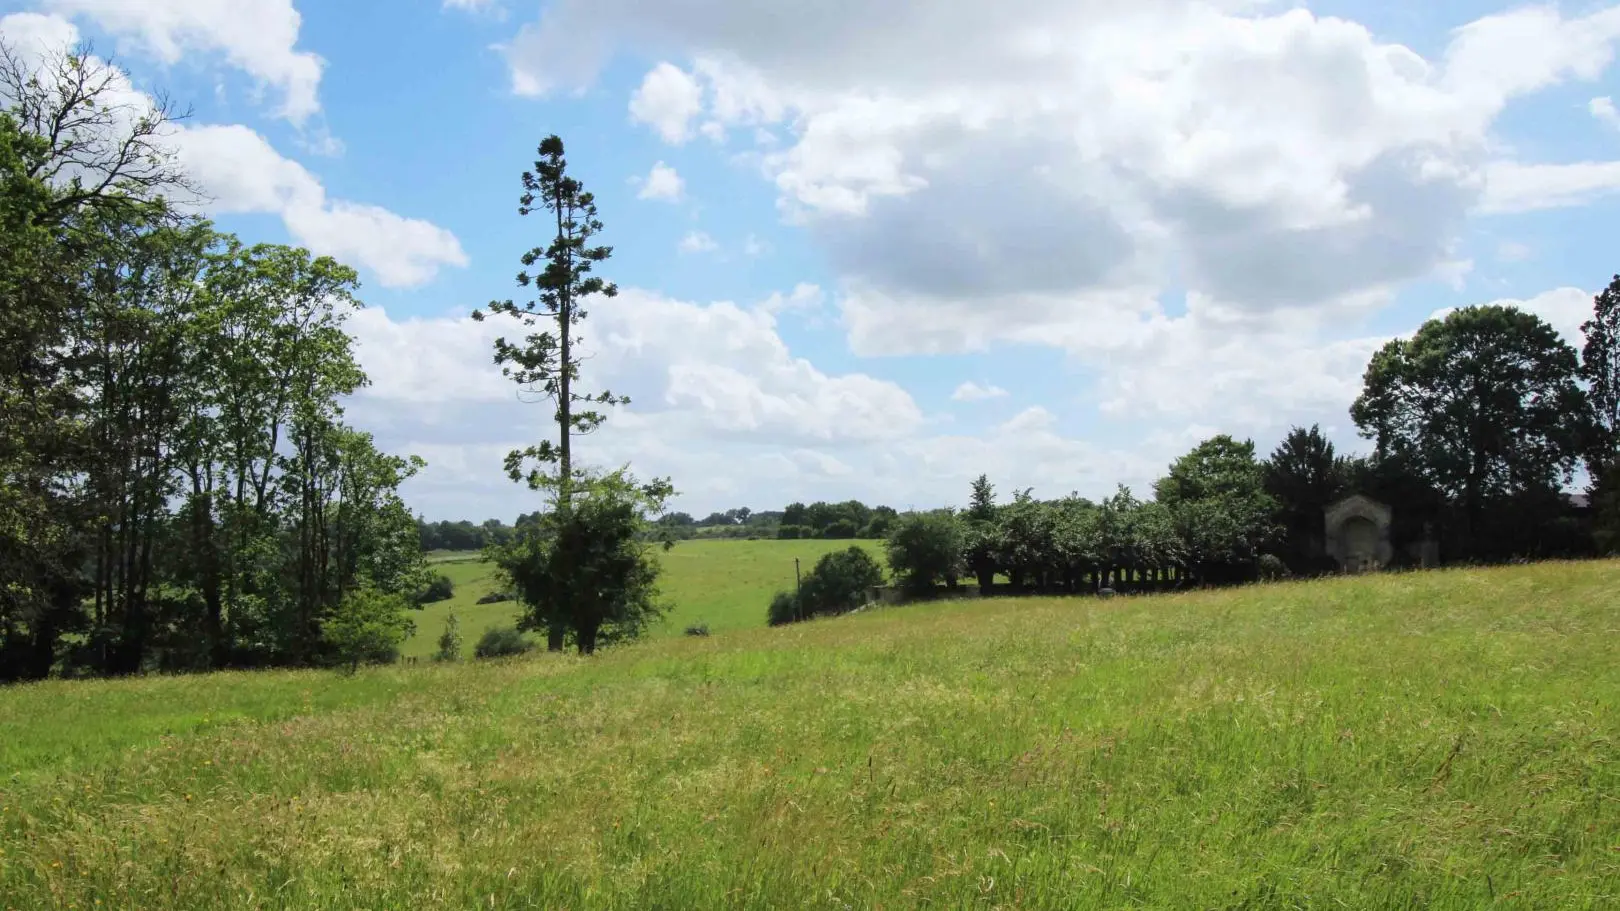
[2, 561, 1617, 908]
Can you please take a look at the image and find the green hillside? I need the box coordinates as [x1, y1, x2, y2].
[403, 539, 886, 657]
[3, 561, 1618, 908]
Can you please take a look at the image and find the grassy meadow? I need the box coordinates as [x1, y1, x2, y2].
[3, 561, 1619, 909]
[405, 539, 885, 657]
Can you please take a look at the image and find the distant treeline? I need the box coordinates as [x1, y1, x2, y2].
[424, 501, 903, 549]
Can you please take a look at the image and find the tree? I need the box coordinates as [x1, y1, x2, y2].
[472, 135, 624, 508]
[495, 469, 673, 655]
[1264, 425, 1350, 572]
[1156, 436, 1277, 581]
[1351, 305, 1589, 556]
[322, 587, 414, 674]
[1583, 276, 1620, 476]
[767, 547, 884, 625]
[885, 510, 964, 596]
[968, 474, 996, 522]
[434, 612, 463, 662]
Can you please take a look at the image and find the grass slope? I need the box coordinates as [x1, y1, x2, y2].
[404, 539, 884, 657]
[2, 562, 1618, 908]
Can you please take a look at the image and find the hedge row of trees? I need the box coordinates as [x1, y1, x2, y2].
[773, 293, 1620, 624]
[1, 45, 429, 681]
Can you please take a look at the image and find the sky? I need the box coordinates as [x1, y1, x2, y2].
[2, 0, 1618, 522]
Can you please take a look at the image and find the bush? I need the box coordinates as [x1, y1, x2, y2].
[476, 590, 514, 605]
[434, 612, 463, 662]
[821, 518, 858, 539]
[777, 524, 811, 540]
[474, 625, 534, 659]
[767, 590, 805, 627]
[1257, 553, 1289, 582]
[323, 587, 415, 673]
[885, 510, 966, 596]
[769, 547, 885, 626]
[416, 573, 454, 605]
[684, 622, 710, 637]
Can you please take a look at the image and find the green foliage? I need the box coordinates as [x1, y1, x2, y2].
[1352, 305, 1589, 555]
[1157, 436, 1278, 576]
[473, 625, 534, 659]
[821, 518, 858, 539]
[434, 612, 464, 662]
[777, 524, 811, 540]
[885, 510, 966, 595]
[493, 469, 673, 654]
[471, 134, 624, 502]
[321, 588, 415, 673]
[767, 590, 804, 627]
[0, 48, 427, 681]
[417, 574, 455, 605]
[1257, 554, 1289, 581]
[768, 546, 884, 626]
[968, 473, 997, 522]
[1264, 425, 1351, 572]
[476, 590, 515, 605]
[1582, 275, 1620, 477]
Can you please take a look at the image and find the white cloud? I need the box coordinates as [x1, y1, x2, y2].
[341, 287, 1192, 519]
[678, 230, 717, 253]
[1497, 240, 1532, 263]
[743, 233, 770, 257]
[1592, 95, 1620, 130]
[0, 13, 464, 288]
[757, 283, 823, 315]
[634, 161, 684, 201]
[489, 0, 1620, 375]
[628, 61, 703, 143]
[1481, 160, 1620, 213]
[175, 125, 468, 288]
[443, 0, 501, 12]
[42, 0, 325, 124]
[951, 381, 1009, 402]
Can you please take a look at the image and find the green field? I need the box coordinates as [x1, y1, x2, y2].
[404, 539, 885, 657]
[3, 561, 1619, 908]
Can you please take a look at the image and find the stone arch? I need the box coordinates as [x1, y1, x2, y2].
[1324, 494, 1393, 573]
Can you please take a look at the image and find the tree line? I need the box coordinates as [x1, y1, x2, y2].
[776, 297, 1620, 624]
[1, 44, 428, 681]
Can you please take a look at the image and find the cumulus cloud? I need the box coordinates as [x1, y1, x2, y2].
[490, 0, 1620, 365]
[678, 230, 717, 253]
[951, 382, 1009, 402]
[633, 161, 684, 201]
[0, 14, 468, 289]
[628, 61, 703, 143]
[41, 0, 325, 124]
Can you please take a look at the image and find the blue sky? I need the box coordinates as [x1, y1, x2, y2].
[3, 0, 1618, 521]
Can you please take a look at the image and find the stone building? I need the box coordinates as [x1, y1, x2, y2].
[1324, 494, 1394, 574]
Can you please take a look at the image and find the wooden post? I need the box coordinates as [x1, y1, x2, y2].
[795, 557, 801, 593]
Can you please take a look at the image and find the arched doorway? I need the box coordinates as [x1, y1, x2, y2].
[1341, 515, 1379, 573]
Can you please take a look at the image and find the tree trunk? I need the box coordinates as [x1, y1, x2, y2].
[547, 624, 565, 652]
[577, 620, 599, 656]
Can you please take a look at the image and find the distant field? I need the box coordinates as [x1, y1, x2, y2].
[3, 561, 1616, 908]
[403, 539, 885, 657]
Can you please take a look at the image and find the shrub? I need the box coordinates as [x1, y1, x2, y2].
[885, 510, 966, 596]
[684, 622, 710, 637]
[777, 524, 811, 540]
[767, 590, 805, 626]
[1257, 553, 1289, 582]
[821, 518, 858, 539]
[769, 547, 884, 626]
[476, 590, 514, 605]
[323, 587, 415, 673]
[474, 625, 534, 659]
[434, 612, 463, 661]
[416, 573, 454, 605]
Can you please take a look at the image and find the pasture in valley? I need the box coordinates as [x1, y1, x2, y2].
[3, 560, 1617, 909]
[402, 539, 886, 658]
